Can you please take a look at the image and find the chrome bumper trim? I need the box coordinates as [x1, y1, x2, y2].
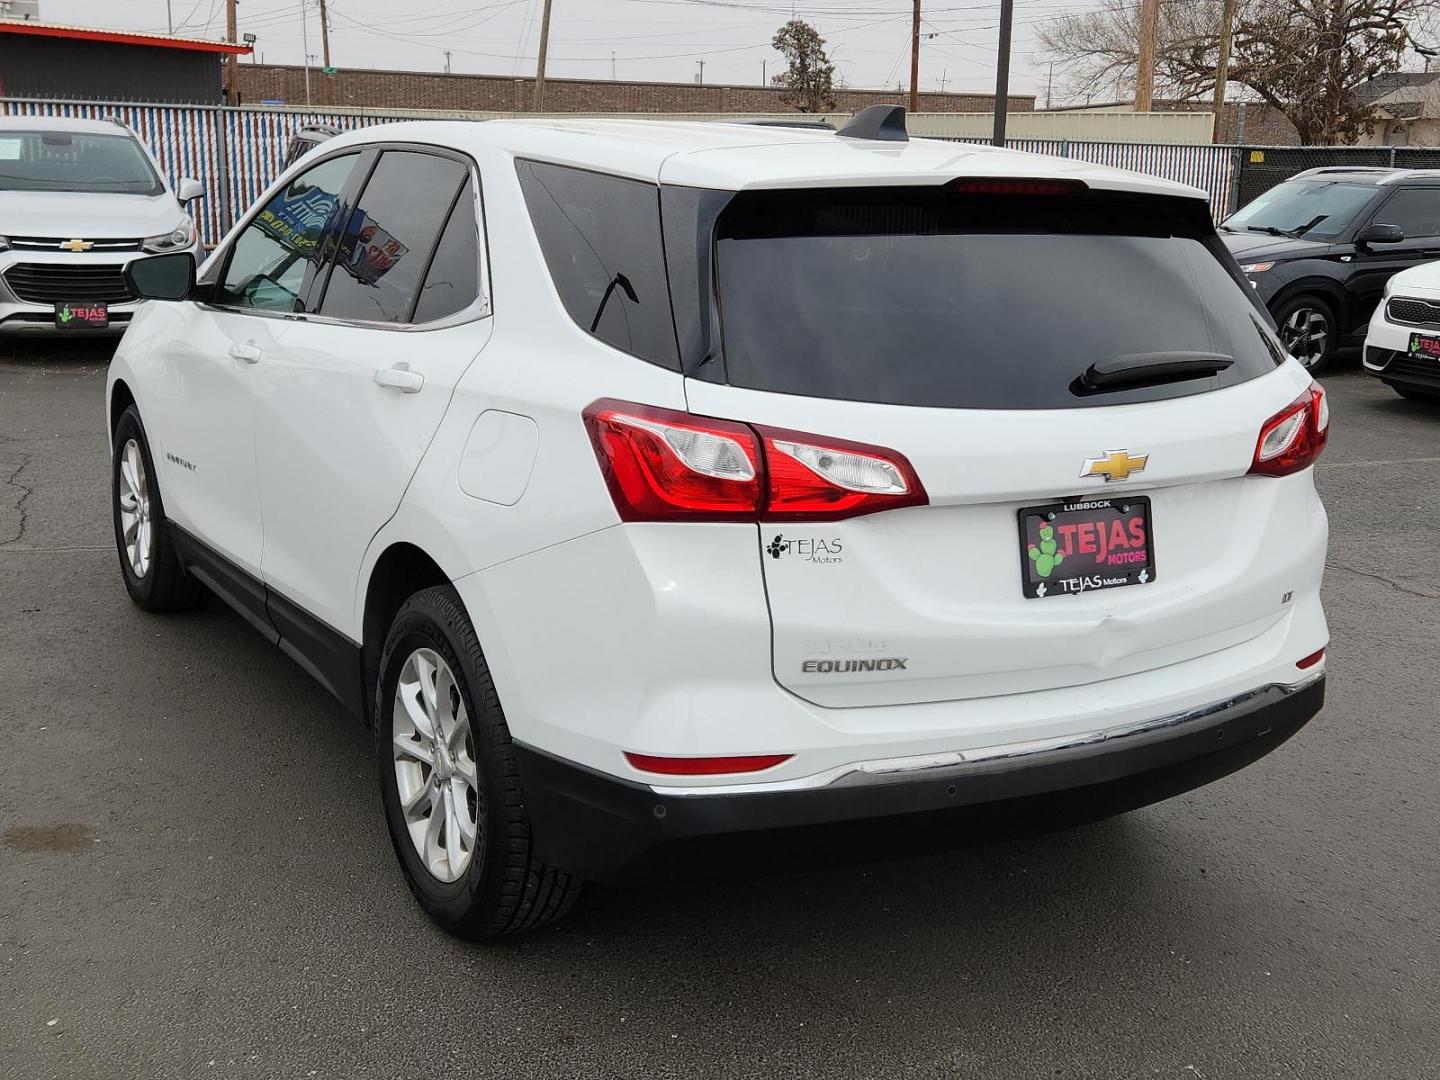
[649, 669, 1324, 797]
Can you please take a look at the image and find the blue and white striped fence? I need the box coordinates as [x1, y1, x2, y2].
[2, 97, 1241, 246]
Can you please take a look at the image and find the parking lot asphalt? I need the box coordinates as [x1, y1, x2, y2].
[1, 341, 1437, 1080]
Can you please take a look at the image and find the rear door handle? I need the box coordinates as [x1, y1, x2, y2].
[374, 364, 424, 393]
[228, 342, 262, 364]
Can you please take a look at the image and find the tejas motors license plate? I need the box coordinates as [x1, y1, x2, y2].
[1018, 496, 1155, 599]
[55, 302, 108, 329]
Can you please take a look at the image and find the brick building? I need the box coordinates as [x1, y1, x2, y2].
[234, 63, 1034, 116]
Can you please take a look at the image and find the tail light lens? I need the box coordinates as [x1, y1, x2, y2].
[583, 400, 927, 522]
[1249, 383, 1329, 477]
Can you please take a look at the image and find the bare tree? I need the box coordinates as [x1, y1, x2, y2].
[772, 19, 836, 113]
[1037, 0, 1437, 143]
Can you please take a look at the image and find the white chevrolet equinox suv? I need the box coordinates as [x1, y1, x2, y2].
[107, 110, 1330, 938]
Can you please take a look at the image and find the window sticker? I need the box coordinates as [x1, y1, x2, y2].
[0, 138, 23, 161]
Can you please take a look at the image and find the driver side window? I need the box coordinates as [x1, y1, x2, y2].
[217, 153, 358, 312]
[1372, 188, 1440, 239]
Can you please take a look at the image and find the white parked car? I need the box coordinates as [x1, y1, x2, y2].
[0, 116, 203, 336]
[1363, 260, 1440, 402]
[107, 111, 1330, 938]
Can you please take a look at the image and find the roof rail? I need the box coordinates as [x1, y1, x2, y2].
[1377, 168, 1440, 184]
[730, 118, 834, 131]
[1292, 166, 1395, 179]
[836, 104, 908, 143]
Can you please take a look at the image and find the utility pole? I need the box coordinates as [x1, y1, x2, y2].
[696, 59, 705, 84]
[532, 0, 553, 111]
[166, 0, 174, 33]
[611, 51, 616, 80]
[300, 0, 312, 106]
[938, 67, 948, 93]
[1211, 0, 1237, 141]
[909, 0, 921, 113]
[1134, 0, 1160, 111]
[444, 50, 452, 74]
[318, 0, 332, 106]
[224, 0, 238, 104]
[1046, 61, 1054, 109]
[992, 0, 1013, 144]
[762, 59, 766, 86]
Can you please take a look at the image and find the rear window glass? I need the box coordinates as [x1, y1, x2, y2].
[517, 160, 679, 370]
[714, 187, 1283, 410]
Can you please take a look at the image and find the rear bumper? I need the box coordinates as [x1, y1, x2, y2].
[515, 675, 1324, 884]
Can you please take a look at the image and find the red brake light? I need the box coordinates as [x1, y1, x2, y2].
[583, 401, 761, 521]
[954, 178, 1086, 197]
[1249, 383, 1329, 477]
[1296, 647, 1326, 670]
[583, 400, 928, 523]
[624, 752, 792, 776]
[756, 425, 927, 521]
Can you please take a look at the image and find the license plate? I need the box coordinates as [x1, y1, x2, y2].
[55, 302, 108, 329]
[1409, 332, 1440, 359]
[1018, 496, 1155, 599]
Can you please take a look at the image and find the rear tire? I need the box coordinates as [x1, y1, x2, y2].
[1274, 293, 1337, 373]
[111, 406, 209, 612]
[375, 586, 582, 939]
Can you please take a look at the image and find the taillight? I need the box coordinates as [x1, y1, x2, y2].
[1296, 646, 1326, 670]
[584, 400, 927, 523]
[757, 427, 927, 520]
[624, 752, 792, 776]
[583, 402, 761, 521]
[1249, 383, 1329, 477]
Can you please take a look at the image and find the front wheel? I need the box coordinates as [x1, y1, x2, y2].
[1274, 294, 1338, 373]
[110, 406, 208, 612]
[375, 586, 582, 938]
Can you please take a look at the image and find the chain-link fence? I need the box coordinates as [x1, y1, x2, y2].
[1231, 145, 1440, 209]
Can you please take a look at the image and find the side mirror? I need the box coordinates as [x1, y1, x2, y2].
[175, 177, 205, 204]
[125, 251, 196, 301]
[1357, 222, 1405, 247]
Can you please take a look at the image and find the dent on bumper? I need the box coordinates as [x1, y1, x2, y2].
[514, 675, 1325, 884]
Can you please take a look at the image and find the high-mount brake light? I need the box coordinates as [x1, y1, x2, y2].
[1249, 382, 1329, 477]
[583, 401, 929, 523]
[624, 752, 793, 776]
[954, 178, 1086, 197]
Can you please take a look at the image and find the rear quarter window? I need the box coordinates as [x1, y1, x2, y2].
[516, 160, 679, 370]
[712, 186, 1283, 410]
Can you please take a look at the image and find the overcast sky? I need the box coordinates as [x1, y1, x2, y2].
[45, 0, 1096, 101]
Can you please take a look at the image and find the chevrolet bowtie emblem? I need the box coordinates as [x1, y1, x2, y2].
[59, 239, 94, 252]
[1082, 449, 1149, 482]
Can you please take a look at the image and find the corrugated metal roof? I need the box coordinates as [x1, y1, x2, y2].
[0, 19, 252, 54]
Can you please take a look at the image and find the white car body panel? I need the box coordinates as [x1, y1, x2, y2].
[107, 117, 1326, 815]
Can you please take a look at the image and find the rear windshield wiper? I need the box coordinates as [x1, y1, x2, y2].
[1078, 352, 1234, 393]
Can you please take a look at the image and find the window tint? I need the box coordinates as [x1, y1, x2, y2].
[412, 178, 481, 323]
[516, 160, 679, 369]
[0, 130, 162, 195]
[714, 188, 1280, 410]
[218, 153, 356, 312]
[318, 151, 468, 323]
[1373, 188, 1440, 238]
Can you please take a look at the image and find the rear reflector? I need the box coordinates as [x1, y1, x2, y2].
[1249, 382, 1329, 477]
[584, 399, 928, 522]
[624, 752, 793, 776]
[1296, 647, 1326, 670]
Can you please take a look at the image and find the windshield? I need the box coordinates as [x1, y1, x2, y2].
[0, 130, 163, 195]
[713, 187, 1282, 410]
[1223, 180, 1376, 239]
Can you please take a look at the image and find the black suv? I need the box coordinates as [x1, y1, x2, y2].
[1221, 167, 1440, 372]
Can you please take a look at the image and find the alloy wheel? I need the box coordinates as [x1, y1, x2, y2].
[1280, 307, 1329, 369]
[392, 647, 480, 883]
[116, 438, 152, 579]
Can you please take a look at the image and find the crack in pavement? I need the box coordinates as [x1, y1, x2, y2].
[1326, 560, 1440, 600]
[0, 438, 35, 547]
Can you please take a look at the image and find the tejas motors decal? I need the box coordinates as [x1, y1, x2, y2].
[767, 534, 843, 564]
